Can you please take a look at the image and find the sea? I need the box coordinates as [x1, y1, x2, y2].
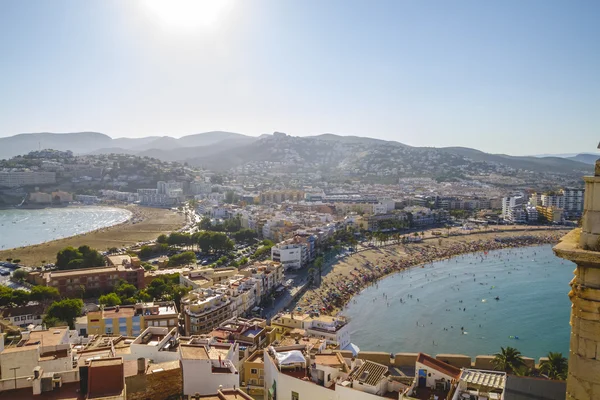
[342, 244, 573, 360]
[0, 207, 132, 250]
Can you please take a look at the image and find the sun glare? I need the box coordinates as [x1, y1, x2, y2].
[144, 0, 234, 31]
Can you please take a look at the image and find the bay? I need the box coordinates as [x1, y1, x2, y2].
[0, 207, 132, 250]
[342, 244, 573, 360]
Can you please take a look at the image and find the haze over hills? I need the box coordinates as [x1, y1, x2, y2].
[0, 131, 592, 178]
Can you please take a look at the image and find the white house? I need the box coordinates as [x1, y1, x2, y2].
[2, 304, 45, 329]
[180, 336, 239, 397]
[271, 243, 307, 270]
[124, 326, 181, 364]
[264, 346, 409, 400]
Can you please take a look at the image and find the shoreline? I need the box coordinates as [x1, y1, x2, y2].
[0, 204, 185, 266]
[294, 228, 570, 317]
[0, 205, 133, 251]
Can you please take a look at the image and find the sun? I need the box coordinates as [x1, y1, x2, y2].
[143, 0, 234, 31]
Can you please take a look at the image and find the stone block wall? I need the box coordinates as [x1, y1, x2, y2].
[126, 366, 182, 400]
[436, 354, 472, 368]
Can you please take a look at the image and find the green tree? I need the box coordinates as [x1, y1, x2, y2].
[308, 268, 316, 286]
[168, 251, 196, 267]
[12, 269, 28, 282]
[44, 299, 84, 329]
[492, 347, 525, 374]
[156, 234, 168, 244]
[56, 246, 82, 269]
[314, 256, 324, 284]
[10, 290, 30, 306]
[99, 293, 122, 307]
[139, 245, 154, 258]
[56, 245, 104, 270]
[146, 278, 168, 300]
[539, 352, 568, 380]
[115, 281, 137, 299]
[199, 217, 212, 230]
[30, 286, 60, 303]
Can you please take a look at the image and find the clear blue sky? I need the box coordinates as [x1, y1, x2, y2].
[0, 0, 598, 155]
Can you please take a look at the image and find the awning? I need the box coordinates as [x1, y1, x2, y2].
[342, 342, 360, 356]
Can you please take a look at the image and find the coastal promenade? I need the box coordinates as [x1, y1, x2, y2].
[296, 226, 570, 316]
[0, 205, 185, 265]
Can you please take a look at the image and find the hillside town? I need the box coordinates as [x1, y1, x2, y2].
[0, 147, 587, 399]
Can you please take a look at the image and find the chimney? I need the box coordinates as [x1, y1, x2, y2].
[137, 358, 145, 374]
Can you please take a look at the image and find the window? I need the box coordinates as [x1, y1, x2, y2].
[251, 368, 258, 375]
[292, 391, 299, 400]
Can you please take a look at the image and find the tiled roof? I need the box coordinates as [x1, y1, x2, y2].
[350, 360, 388, 386]
[461, 369, 506, 389]
[1, 304, 45, 318]
[416, 353, 461, 380]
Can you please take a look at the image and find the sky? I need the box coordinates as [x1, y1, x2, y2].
[0, 0, 598, 155]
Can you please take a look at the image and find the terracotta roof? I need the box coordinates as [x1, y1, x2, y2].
[350, 360, 388, 386]
[314, 353, 345, 368]
[416, 353, 461, 380]
[1, 304, 45, 318]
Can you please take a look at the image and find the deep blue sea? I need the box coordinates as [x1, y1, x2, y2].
[343, 244, 573, 360]
[0, 207, 132, 250]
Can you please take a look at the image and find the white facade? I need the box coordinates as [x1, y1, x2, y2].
[124, 327, 181, 363]
[501, 195, 524, 219]
[264, 347, 407, 400]
[180, 340, 239, 397]
[541, 194, 565, 209]
[271, 243, 306, 270]
[525, 204, 538, 223]
[0, 171, 56, 187]
[562, 187, 584, 217]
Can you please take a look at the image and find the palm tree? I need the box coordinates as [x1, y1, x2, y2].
[539, 352, 568, 380]
[492, 347, 525, 374]
[307, 268, 315, 286]
[314, 257, 324, 285]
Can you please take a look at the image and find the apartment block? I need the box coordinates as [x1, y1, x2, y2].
[33, 263, 145, 296]
[0, 171, 56, 188]
[181, 289, 233, 335]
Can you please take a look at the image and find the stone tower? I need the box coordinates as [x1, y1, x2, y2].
[553, 154, 600, 400]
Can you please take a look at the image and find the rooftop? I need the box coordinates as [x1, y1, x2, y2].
[180, 344, 209, 360]
[349, 360, 388, 386]
[461, 369, 506, 390]
[416, 353, 461, 380]
[314, 353, 346, 368]
[28, 327, 69, 347]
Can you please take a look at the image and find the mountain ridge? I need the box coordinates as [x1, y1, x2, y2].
[0, 131, 591, 179]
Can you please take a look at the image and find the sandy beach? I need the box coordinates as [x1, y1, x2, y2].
[294, 226, 571, 316]
[0, 205, 185, 266]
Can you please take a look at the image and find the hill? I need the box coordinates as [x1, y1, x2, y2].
[566, 153, 597, 165]
[0, 131, 591, 183]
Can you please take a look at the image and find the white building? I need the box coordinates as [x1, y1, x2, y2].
[525, 204, 538, 223]
[0, 327, 76, 385]
[264, 346, 409, 400]
[124, 326, 181, 364]
[541, 193, 565, 209]
[180, 337, 239, 397]
[562, 187, 584, 217]
[271, 243, 307, 270]
[0, 171, 56, 188]
[502, 195, 529, 223]
[2, 304, 45, 329]
[271, 313, 354, 353]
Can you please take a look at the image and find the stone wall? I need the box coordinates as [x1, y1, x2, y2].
[126, 366, 182, 400]
[436, 354, 472, 368]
